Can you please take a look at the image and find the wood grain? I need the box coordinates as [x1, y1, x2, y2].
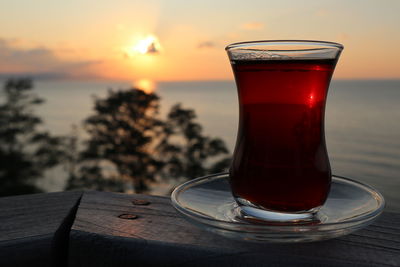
[69, 191, 400, 267]
[0, 191, 82, 267]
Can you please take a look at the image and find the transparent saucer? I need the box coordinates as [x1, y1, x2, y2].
[171, 173, 385, 243]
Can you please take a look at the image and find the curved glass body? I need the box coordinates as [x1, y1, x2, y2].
[226, 40, 343, 217]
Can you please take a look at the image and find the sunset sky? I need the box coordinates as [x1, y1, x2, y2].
[0, 0, 399, 81]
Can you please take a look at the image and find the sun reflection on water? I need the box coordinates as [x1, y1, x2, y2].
[134, 79, 156, 94]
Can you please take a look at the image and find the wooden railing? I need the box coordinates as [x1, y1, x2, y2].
[0, 191, 399, 266]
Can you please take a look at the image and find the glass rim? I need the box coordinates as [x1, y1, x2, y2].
[225, 40, 344, 51]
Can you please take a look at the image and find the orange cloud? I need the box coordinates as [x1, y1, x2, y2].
[197, 41, 216, 49]
[0, 38, 103, 80]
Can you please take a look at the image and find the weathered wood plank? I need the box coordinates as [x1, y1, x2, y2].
[0, 191, 82, 267]
[69, 191, 400, 266]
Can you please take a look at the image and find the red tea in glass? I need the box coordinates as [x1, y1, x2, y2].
[226, 41, 343, 220]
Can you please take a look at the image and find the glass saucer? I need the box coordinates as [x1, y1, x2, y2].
[171, 173, 385, 243]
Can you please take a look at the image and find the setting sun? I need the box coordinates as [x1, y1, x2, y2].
[125, 35, 161, 57]
[0, 1, 399, 81]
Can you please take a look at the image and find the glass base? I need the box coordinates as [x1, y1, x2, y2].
[234, 197, 321, 224]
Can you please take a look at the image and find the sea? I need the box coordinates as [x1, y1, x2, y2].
[5, 79, 400, 212]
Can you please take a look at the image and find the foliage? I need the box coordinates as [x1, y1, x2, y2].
[0, 78, 66, 196]
[66, 88, 231, 193]
[159, 103, 230, 180]
[0, 79, 231, 196]
[66, 88, 165, 193]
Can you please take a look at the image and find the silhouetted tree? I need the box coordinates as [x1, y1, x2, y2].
[63, 125, 125, 192]
[66, 87, 231, 194]
[66, 88, 165, 193]
[159, 104, 230, 180]
[0, 78, 66, 196]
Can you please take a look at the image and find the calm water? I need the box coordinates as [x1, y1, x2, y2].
[20, 79, 400, 212]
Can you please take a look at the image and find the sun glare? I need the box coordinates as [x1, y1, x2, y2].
[127, 35, 161, 56]
[134, 79, 156, 94]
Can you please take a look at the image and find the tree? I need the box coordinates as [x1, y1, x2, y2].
[66, 87, 231, 194]
[0, 78, 66, 196]
[159, 103, 230, 180]
[66, 88, 165, 193]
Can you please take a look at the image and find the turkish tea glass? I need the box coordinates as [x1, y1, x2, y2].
[226, 40, 343, 222]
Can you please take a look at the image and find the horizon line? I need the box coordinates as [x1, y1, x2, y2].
[1, 75, 400, 83]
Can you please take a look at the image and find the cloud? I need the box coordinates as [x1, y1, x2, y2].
[0, 38, 103, 80]
[146, 42, 160, 53]
[240, 22, 264, 31]
[197, 41, 216, 49]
